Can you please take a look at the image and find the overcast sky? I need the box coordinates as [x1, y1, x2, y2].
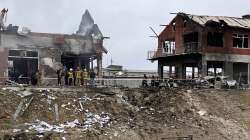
[1, 0, 250, 70]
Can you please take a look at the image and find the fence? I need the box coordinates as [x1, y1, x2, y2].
[0, 77, 145, 88]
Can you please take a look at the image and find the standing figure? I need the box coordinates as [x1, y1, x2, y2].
[73, 68, 76, 86]
[89, 70, 96, 87]
[68, 68, 74, 86]
[64, 67, 69, 86]
[57, 68, 62, 86]
[82, 69, 88, 86]
[142, 74, 148, 87]
[155, 76, 160, 87]
[80, 67, 84, 85]
[151, 75, 155, 87]
[36, 70, 42, 86]
[75, 67, 82, 86]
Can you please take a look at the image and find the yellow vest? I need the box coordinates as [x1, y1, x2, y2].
[76, 70, 81, 78]
[68, 72, 73, 79]
[83, 71, 88, 79]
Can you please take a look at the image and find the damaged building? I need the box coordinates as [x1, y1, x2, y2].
[148, 13, 250, 83]
[0, 10, 107, 84]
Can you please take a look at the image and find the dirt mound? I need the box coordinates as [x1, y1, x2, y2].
[0, 87, 249, 140]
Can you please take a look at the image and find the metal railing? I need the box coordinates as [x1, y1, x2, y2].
[148, 50, 162, 60]
[183, 42, 201, 53]
[148, 42, 201, 60]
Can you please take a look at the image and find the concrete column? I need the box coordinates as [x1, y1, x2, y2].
[0, 48, 8, 84]
[90, 57, 94, 70]
[169, 66, 172, 78]
[192, 67, 195, 79]
[201, 56, 207, 77]
[158, 61, 163, 79]
[224, 62, 233, 80]
[176, 64, 183, 79]
[97, 57, 102, 78]
[248, 63, 250, 84]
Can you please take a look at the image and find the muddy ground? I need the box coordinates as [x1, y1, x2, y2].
[0, 86, 250, 140]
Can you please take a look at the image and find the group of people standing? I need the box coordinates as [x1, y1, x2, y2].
[57, 67, 96, 87]
[142, 74, 161, 87]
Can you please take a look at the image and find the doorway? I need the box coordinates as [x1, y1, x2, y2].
[8, 50, 38, 84]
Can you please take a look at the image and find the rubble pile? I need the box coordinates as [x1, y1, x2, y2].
[0, 87, 250, 140]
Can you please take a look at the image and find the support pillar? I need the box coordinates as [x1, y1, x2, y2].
[169, 66, 172, 78]
[248, 63, 250, 84]
[201, 56, 207, 77]
[158, 61, 163, 79]
[90, 57, 94, 70]
[224, 62, 233, 80]
[0, 48, 8, 84]
[97, 56, 102, 78]
[192, 67, 195, 79]
[176, 64, 183, 79]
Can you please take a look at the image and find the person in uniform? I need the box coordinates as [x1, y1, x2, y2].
[68, 68, 74, 86]
[75, 67, 82, 86]
[57, 68, 63, 86]
[82, 69, 88, 86]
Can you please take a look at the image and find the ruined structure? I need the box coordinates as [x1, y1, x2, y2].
[148, 13, 250, 83]
[0, 10, 107, 84]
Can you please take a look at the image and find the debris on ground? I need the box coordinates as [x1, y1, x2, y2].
[1, 86, 250, 140]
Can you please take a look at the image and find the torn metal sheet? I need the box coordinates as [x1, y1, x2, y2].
[13, 96, 33, 120]
[182, 13, 250, 29]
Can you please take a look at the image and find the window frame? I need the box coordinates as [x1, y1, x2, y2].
[232, 33, 249, 49]
[162, 40, 176, 54]
[207, 32, 224, 47]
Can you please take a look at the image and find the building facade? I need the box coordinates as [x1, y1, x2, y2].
[148, 13, 250, 83]
[0, 10, 107, 85]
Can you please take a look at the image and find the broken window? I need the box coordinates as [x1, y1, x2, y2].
[184, 32, 199, 52]
[171, 66, 176, 76]
[184, 32, 198, 43]
[163, 41, 175, 54]
[163, 66, 176, 78]
[9, 50, 38, 58]
[9, 50, 21, 56]
[207, 32, 223, 47]
[172, 22, 176, 31]
[233, 34, 248, 48]
[186, 67, 192, 79]
[185, 67, 198, 79]
[208, 68, 214, 76]
[208, 68, 222, 76]
[26, 51, 38, 57]
[163, 66, 170, 78]
[183, 19, 187, 28]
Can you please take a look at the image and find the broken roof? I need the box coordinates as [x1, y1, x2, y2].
[76, 10, 103, 38]
[178, 13, 250, 30]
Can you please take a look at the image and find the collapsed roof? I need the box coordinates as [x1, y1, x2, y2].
[178, 13, 250, 30]
[76, 10, 103, 38]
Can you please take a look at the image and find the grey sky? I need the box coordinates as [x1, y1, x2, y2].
[1, 0, 250, 70]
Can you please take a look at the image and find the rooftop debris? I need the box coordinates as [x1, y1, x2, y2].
[178, 12, 250, 30]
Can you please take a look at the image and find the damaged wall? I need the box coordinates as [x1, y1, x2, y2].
[0, 10, 107, 84]
[0, 32, 99, 81]
[0, 47, 8, 84]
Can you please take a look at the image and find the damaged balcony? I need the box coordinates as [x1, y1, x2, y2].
[148, 41, 201, 60]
